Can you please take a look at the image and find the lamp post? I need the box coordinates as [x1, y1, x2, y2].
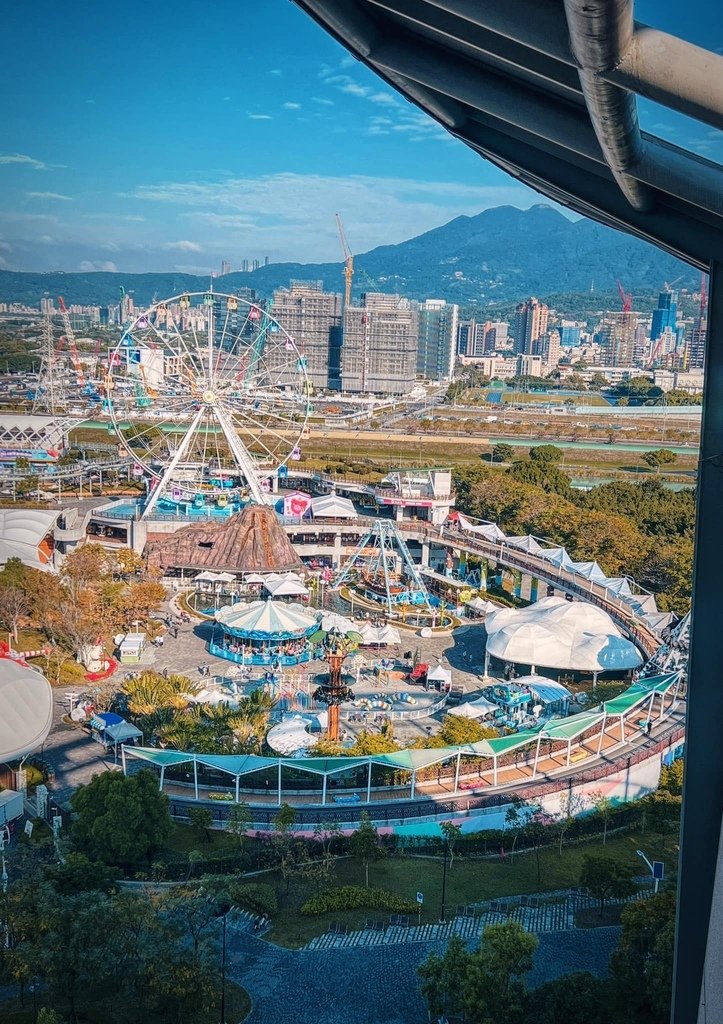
[636, 849, 661, 894]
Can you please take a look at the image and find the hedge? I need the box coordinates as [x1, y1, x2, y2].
[301, 886, 418, 916]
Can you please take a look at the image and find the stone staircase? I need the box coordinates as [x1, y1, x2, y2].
[303, 885, 652, 951]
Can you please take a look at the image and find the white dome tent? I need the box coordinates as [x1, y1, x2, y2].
[0, 659, 54, 761]
[484, 597, 643, 681]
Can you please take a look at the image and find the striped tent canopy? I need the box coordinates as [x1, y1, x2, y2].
[215, 600, 318, 640]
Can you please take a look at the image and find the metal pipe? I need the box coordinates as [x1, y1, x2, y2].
[563, 0, 653, 211]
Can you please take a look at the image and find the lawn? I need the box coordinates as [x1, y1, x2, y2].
[265, 829, 679, 948]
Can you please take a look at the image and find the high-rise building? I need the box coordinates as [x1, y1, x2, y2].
[270, 281, 342, 389]
[341, 293, 418, 394]
[513, 298, 549, 354]
[536, 329, 561, 371]
[241, 259, 249, 272]
[599, 311, 638, 366]
[560, 321, 583, 347]
[252, 259, 260, 271]
[221, 260, 231, 277]
[651, 289, 678, 341]
[416, 299, 459, 380]
[264, 256, 270, 267]
[40, 296, 54, 314]
[688, 316, 708, 369]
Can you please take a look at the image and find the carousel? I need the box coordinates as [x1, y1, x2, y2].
[210, 599, 320, 667]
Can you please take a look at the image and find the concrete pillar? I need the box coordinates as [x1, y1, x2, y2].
[421, 541, 430, 567]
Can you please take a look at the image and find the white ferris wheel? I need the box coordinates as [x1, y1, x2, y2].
[104, 291, 310, 518]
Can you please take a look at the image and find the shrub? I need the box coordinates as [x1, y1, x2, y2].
[301, 885, 418, 916]
[209, 791, 234, 801]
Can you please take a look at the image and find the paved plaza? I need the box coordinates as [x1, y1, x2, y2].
[228, 926, 621, 1024]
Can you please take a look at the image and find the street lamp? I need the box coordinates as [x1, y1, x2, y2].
[636, 849, 662, 894]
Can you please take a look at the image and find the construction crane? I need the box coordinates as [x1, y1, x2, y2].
[335, 213, 354, 307]
[57, 296, 85, 386]
[616, 279, 633, 316]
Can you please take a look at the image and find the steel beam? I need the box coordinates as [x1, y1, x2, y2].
[673, 259, 723, 1024]
[563, 0, 652, 212]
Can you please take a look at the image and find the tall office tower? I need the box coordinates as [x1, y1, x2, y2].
[537, 329, 561, 371]
[341, 292, 419, 394]
[252, 259, 260, 271]
[241, 259, 249, 272]
[416, 299, 459, 380]
[489, 321, 509, 348]
[40, 296, 54, 314]
[513, 297, 549, 354]
[688, 317, 708, 369]
[270, 281, 342, 389]
[600, 311, 638, 366]
[264, 256, 269, 267]
[457, 319, 487, 356]
[651, 289, 678, 341]
[221, 260, 231, 276]
[560, 321, 582, 347]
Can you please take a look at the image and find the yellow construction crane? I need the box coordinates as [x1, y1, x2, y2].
[335, 212, 354, 307]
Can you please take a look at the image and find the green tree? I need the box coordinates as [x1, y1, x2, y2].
[350, 811, 384, 888]
[659, 758, 684, 796]
[587, 372, 611, 391]
[608, 891, 676, 1024]
[529, 444, 563, 464]
[45, 853, 120, 895]
[71, 769, 172, 866]
[580, 855, 637, 916]
[643, 448, 678, 473]
[589, 792, 614, 845]
[440, 820, 462, 870]
[188, 806, 213, 844]
[436, 714, 497, 746]
[464, 921, 539, 1024]
[525, 971, 607, 1024]
[226, 801, 253, 849]
[418, 935, 473, 1021]
[491, 442, 514, 463]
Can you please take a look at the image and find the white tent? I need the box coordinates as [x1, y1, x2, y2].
[195, 570, 222, 583]
[538, 546, 575, 571]
[427, 664, 452, 684]
[466, 597, 498, 615]
[570, 560, 607, 583]
[0, 508, 59, 572]
[264, 575, 309, 597]
[358, 623, 401, 646]
[601, 577, 634, 597]
[447, 694, 498, 719]
[624, 594, 659, 616]
[505, 535, 543, 554]
[214, 571, 237, 584]
[643, 610, 677, 632]
[458, 514, 506, 541]
[311, 493, 358, 519]
[243, 572, 267, 584]
[0, 660, 54, 761]
[319, 611, 358, 634]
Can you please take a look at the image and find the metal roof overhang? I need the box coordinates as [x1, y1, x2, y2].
[294, 0, 723, 268]
[292, 5, 721, 1021]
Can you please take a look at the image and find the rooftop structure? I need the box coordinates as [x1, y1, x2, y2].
[0, 659, 54, 761]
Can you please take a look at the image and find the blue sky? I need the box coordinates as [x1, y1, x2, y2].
[0, 0, 720, 274]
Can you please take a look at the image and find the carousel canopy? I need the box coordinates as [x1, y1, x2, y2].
[311, 493, 357, 519]
[215, 599, 318, 640]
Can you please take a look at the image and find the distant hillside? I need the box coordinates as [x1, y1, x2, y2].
[0, 205, 696, 308]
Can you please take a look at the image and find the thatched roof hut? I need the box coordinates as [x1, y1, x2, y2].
[145, 504, 305, 575]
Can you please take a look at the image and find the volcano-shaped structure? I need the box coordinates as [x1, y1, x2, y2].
[145, 503, 305, 575]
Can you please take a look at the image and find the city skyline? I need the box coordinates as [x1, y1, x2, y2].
[0, 0, 720, 275]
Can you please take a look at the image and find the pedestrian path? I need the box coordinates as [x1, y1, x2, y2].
[303, 885, 652, 950]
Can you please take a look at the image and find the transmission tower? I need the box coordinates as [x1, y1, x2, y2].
[32, 309, 58, 415]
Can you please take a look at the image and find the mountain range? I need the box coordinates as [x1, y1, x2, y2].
[0, 205, 696, 309]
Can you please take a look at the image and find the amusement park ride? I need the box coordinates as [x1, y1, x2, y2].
[30, 291, 312, 515]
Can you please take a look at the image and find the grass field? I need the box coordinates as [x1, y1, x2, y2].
[264, 828, 680, 948]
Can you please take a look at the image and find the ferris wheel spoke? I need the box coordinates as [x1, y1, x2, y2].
[144, 315, 202, 386]
[224, 397, 299, 431]
[222, 403, 296, 453]
[221, 411, 278, 464]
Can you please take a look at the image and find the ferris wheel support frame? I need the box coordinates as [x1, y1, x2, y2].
[140, 405, 206, 519]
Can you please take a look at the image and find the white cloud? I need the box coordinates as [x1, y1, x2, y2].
[79, 260, 118, 272]
[161, 240, 203, 252]
[368, 92, 400, 107]
[85, 99, 96, 105]
[283, 102, 301, 110]
[26, 191, 73, 201]
[312, 96, 334, 106]
[126, 171, 535, 261]
[0, 153, 52, 170]
[269, 69, 282, 76]
[248, 112, 273, 120]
